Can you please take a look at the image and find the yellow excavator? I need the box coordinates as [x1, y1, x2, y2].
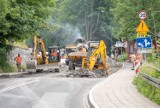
[26, 36, 60, 72]
[68, 40, 109, 75]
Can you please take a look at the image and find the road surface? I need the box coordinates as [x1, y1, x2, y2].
[0, 74, 104, 108]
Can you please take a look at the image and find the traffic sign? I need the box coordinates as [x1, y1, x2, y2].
[138, 10, 147, 20]
[136, 37, 152, 48]
[137, 48, 152, 53]
[136, 20, 149, 33]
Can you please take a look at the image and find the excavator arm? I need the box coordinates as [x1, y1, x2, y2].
[37, 36, 48, 64]
[26, 36, 49, 71]
[82, 40, 109, 73]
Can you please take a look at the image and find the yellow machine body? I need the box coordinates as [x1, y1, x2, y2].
[82, 40, 109, 73]
[67, 40, 109, 74]
[26, 36, 60, 71]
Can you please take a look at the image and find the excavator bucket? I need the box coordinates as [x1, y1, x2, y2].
[26, 60, 37, 72]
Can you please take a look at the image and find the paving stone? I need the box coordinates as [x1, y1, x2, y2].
[92, 63, 160, 108]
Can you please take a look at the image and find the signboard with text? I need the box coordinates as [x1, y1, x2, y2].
[137, 48, 152, 53]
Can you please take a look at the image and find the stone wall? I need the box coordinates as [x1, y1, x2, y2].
[7, 47, 32, 67]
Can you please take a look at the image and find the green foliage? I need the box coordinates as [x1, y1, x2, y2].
[140, 64, 160, 80]
[117, 53, 128, 62]
[52, 0, 113, 41]
[0, 0, 56, 43]
[111, 0, 160, 41]
[133, 76, 160, 105]
[122, 52, 128, 61]
[147, 53, 160, 68]
[0, 46, 16, 72]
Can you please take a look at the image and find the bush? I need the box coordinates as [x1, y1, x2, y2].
[147, 53, 160, 68]
[117, 53, 128, 62]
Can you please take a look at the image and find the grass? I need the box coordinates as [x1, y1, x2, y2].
[147, 53, 160, 68]
[139, 64, 160, 80]
[133, 52, 160, 105]
[133, 76, 160, 105]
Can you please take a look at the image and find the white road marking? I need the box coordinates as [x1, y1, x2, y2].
[0, 79, 39, 94]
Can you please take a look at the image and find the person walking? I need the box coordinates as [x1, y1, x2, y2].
[14, 54, 22, 72]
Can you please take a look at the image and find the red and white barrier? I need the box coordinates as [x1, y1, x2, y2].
[134, 60, 140, 74]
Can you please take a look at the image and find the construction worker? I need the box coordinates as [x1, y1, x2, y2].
[14, 54, 22, 72]
[129, 52, 136, 70]
[137, 53, 142, 64]
[51, 50, 57, 61]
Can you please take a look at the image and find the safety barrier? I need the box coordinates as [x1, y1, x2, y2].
[134, 60, 140, 74]
[139, 64, 160, 88]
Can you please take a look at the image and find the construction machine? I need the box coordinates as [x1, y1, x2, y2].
[64, 44, 77, 65]
[68, 40, 109, 75]
[26, 36, 60, 72]
[64, 38, 88, 65]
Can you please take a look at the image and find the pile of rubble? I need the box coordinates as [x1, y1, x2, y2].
[65, 58, 123, 78]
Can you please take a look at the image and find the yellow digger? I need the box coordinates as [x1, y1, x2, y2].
[26, 36, 60, 72]
[68, 40, 109, 75]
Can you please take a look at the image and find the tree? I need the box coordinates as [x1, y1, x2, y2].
[52, 0, 113, 41]
[0, 0, 56, 44]
[111, 0, 160, 41]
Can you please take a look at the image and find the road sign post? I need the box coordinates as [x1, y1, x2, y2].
[136, 10, 151, 63]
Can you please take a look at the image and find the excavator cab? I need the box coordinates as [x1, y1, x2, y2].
[48, 46, 60, 63]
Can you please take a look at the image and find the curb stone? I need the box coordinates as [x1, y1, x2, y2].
[88, 63, 124, 108]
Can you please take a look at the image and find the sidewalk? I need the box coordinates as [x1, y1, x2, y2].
[89, 63, 160, 108]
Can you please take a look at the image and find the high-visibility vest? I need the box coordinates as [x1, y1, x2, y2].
[15, 56, 22, 64]
[137, 54, 142, 63]
[52, 51, 57, 56]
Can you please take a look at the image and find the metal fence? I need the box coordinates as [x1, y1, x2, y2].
[139, 63, 160, 88]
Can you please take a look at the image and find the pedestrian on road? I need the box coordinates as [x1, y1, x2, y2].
[14, 54, 22, 72]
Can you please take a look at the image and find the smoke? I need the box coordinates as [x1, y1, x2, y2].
[39, 20, 84, 48]
[58, 23, 84, 46]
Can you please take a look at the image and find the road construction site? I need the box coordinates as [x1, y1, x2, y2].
[0, 58, 122, 79]
[0, 58, 122, 108]
[0, 37, 159, 108]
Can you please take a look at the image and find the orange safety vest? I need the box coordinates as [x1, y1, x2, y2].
[137, 54, 142, 63]
[52, 51, 57, 56]
[15, 56, 22, 64]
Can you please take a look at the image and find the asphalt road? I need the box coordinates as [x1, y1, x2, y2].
[0, 75, 104, 108]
